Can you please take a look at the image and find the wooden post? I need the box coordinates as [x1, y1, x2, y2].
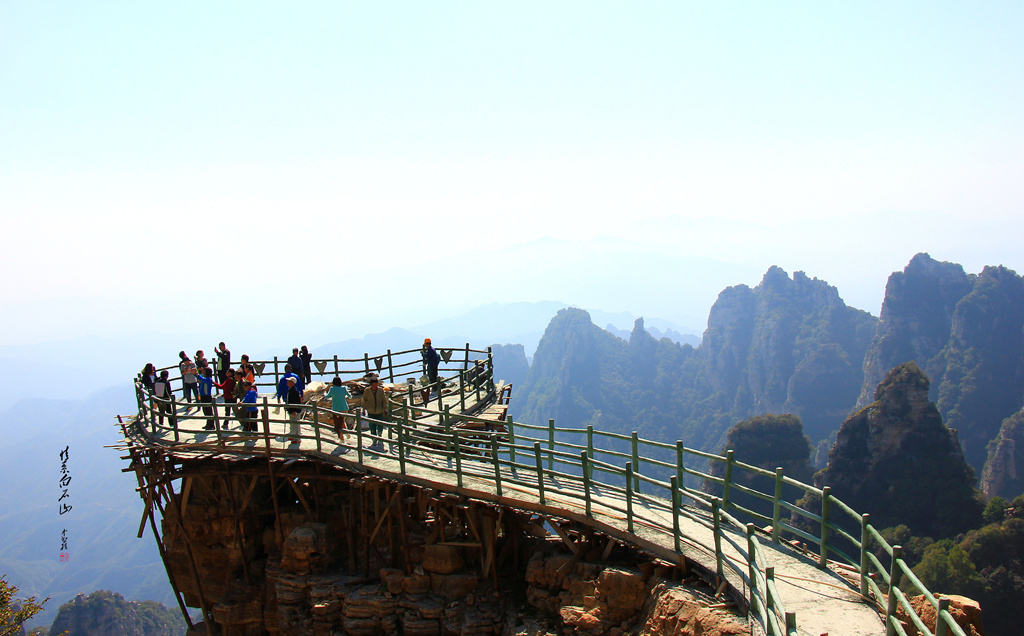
[507, 416, 516, 473]
[262, 397, 283, 550]
[936, 598, 950, 636]
[886, 546, 903, 636]
[397, 407, 406, 475]
[363, 352, 370, 376]
[772, 467, 784, 543]
[712, 497, 724, 579]
[586, 425, 594, 482]
[676, 440, 685, 498]
[387, 349, 394, 383]
[860, 513, 871, 598]
[547, 419, 555, 471]
[671, 476, 681, 553]
[625, 462, 634, 534]
[534, 442, 545, 506]
[820, 485, 831, 568]
[765, 566, 775, 614]
[454, 430, 463, 488]
[459, 370, 467, 413]
[581, 451, 591, 517]
[356, 411, 364, 464]
[746, 524, 758, 614]
[723, 450, 735, 510]
[273, 356, 280, 388]
[464, 342, 470, 370]
[631, 431, 640, 493]
[313, 403, 321, 453]
[491, 437, 502, 497]
[171, 393, 179, 443]
[785, 612, 797, 635]
[333, 354, 339, 376]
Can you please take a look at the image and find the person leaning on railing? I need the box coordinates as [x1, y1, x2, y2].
[362, 377, 390, 450]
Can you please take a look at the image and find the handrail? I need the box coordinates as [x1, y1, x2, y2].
[129, 347, 962, 636]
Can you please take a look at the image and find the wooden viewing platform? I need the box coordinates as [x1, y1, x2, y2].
[119, 346, 966, 636]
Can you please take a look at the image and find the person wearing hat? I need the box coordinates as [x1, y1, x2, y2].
[421, 338, 440, 390]
[285, 376, 303, 444]
[362, 377, 389, 450]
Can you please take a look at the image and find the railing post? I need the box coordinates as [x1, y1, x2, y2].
[746, 524, 758, 615]
[772, 467, 784, 543]
[765, 566, 775, 613]
[534, 442, 545, 506]
[671, 476, 681, 553]
[786, 611, 796, 635]
[363, 352, 370, 376]
[712, 497, 724, 579]
[586, 425, 594, 481]
[886, 546, 903, 636]
[860, 513, 871, 598]
[170, 393, 179, 442]
[581, 451, 591, 517]
[547, 419, 555, 471]
[454, 430, 463, 488]
[625, 462, 634, 534]
[397, 406, 406, 474]
[935, 598, 950, 636]
[676, 440, 684, 497]
[312, 403, 321, 453]
[723, 450, 735, 510]
[356, 411, 364, 464]
[491, 436, 502, 497]
[631, 432, 640, 493]
[459, 370, 467, 413]
[475, 367, 482, 403]
[820, 486, 831, 568]
[262, 397, 271, 440]
[507, 416, 516, 473]
[386, 349, 394, 383]
[333, 354, 339, 376]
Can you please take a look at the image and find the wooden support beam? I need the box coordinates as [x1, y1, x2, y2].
[601, 536, 616, 562]
[287, 478, 316, 520]
[180, 476, 193, 520]
[550, 521, 580, 555]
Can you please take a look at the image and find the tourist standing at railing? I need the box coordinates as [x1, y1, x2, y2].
[362, 377, 389, 449]
[300, 346, 313, 384]
[215, 342, 231, 383]
[198, 368, 217, 430]
[422, 338, 440, 390]
[241, 381, 258, 432]
[179, 351, 199, 404]
[277, 364, 303, 401]
[240, 361, 255, 385]
[287, 348, 305, 385]
[215, 368, 237, 425]
[153, 370, 174, 426]
[233, 371, 247, 421]
[141, 363, 156, 392]
[326, 376, 351, 443]
[285, 376, 302, 444]
[195, 350, 210, 373]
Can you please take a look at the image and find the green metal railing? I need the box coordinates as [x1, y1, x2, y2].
[129, 346, 966, 636]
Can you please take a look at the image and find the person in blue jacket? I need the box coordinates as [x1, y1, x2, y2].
[241, 381, 259, 432]
[276, 364, 303, 401]
[422, 338, 440, 387]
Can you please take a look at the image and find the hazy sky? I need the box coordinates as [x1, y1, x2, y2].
[2, 2, 1022, 346]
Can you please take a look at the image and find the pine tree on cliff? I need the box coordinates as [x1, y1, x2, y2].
[815, 362, 983, 538]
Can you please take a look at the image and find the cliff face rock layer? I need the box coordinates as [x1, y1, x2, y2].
[859, 254, 1024, 473]
[980, 408, 1024, 499]
[816, 362, 983, 537]
[155, 457, 742, 636]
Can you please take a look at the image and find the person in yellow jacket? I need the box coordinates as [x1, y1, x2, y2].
[362, 377, 390, 450]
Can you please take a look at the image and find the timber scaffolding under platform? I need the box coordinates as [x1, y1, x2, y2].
[118, 347, 913, 636]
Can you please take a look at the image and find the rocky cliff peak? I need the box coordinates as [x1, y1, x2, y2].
[817, 362, 982, 537]
[980, 408, 1024, 499]
[858, 253, 975, 408]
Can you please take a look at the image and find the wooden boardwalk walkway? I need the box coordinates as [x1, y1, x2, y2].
[125, 387, 884, 636]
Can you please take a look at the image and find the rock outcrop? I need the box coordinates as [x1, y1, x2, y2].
[858, 253, 975, 408]
[815, 362, 983, 537]
[48, 590, 183, 636]
[897, 594, 984, 636]
[980, 408, 1024, 499]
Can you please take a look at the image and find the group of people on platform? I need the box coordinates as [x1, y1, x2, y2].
[137, 339, 445, 449]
